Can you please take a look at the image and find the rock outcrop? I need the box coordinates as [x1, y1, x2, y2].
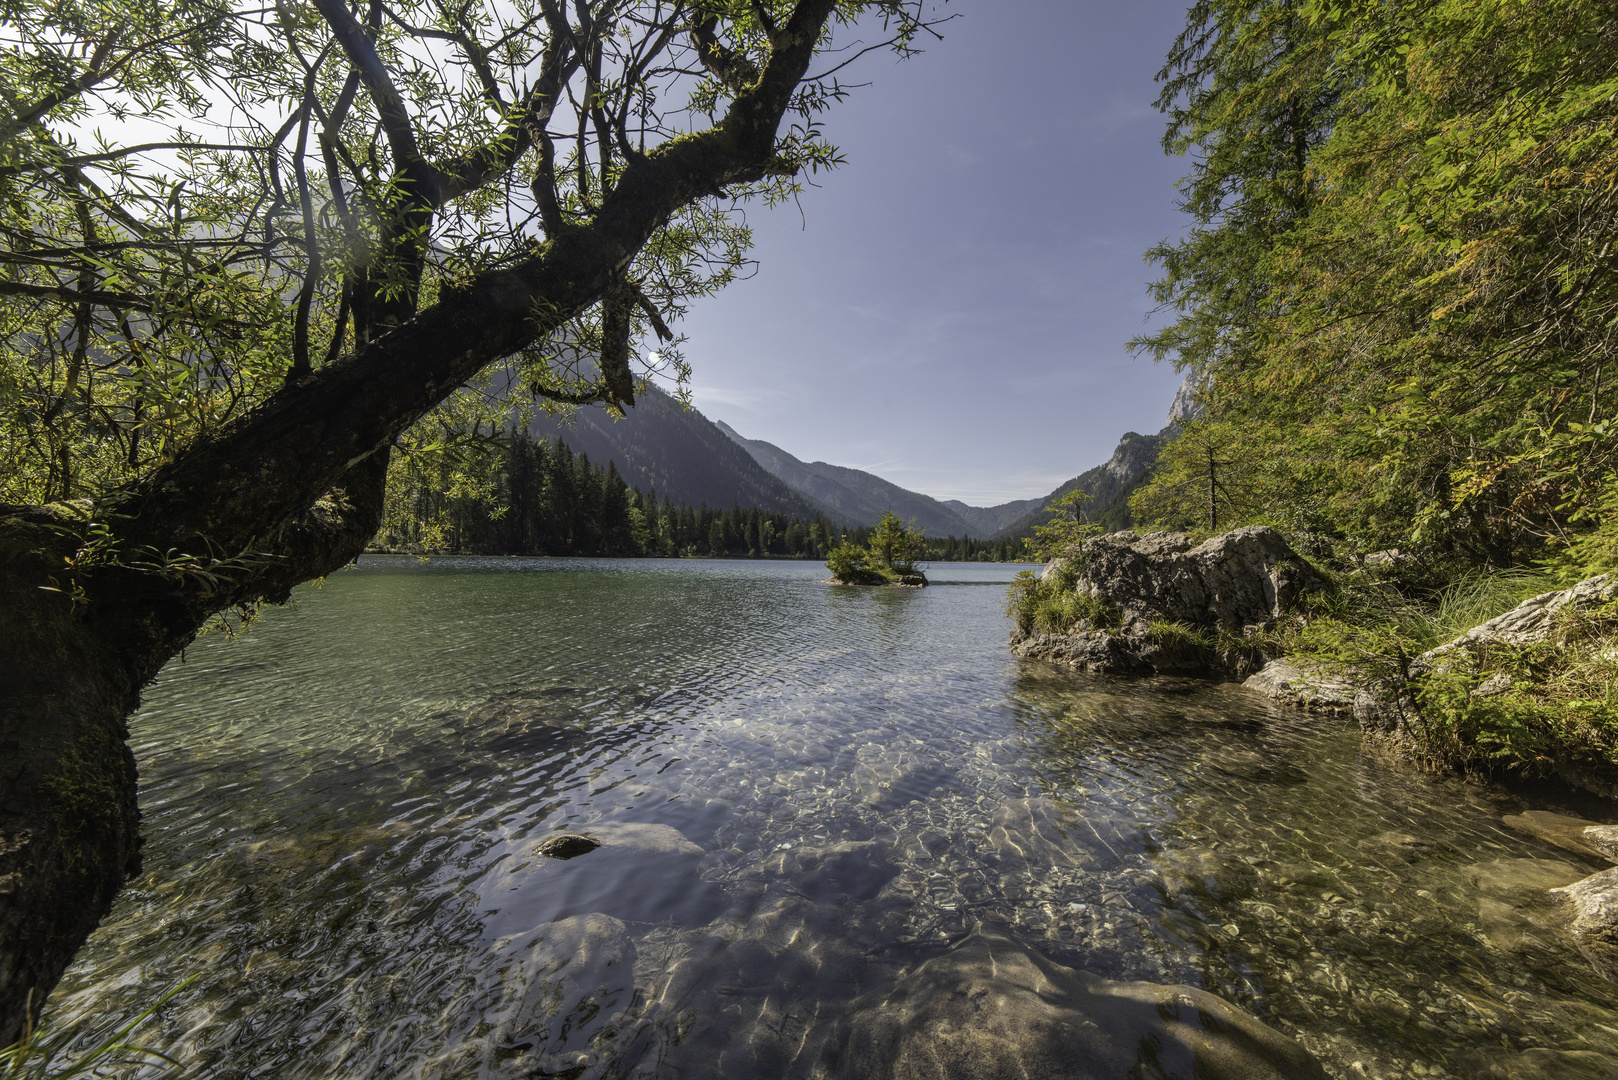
[835, 923, 1326, 1079]
[1353, 574, 1618, 797]
[1420, 574, 1618, 661]
[1552, 866, 1618, 981]
[1011, 526, 1327, 678]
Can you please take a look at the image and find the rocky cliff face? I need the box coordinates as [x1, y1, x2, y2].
[1010, 526, 1328, 678]
[994, 427, 1174, 541]
[1167, 369, 1202, 424]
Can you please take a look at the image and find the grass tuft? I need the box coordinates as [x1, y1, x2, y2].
[2, 976, 195, 1079]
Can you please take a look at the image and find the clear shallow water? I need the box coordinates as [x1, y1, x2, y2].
[47, 556, 1618, 1078]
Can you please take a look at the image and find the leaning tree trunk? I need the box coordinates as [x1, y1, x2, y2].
[0, 452, 389, 1045]
[0, 0, 838, 1041]
[0, 530, 145, 1047]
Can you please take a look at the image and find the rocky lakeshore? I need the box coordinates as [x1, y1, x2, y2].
[1011, 526, 1618, 1014]
[1010, 526, 1618, 798]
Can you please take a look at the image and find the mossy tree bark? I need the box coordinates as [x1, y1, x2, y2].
[0, 0, 842, 1041]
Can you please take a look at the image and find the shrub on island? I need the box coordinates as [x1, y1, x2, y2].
[827, 511, 928, 586]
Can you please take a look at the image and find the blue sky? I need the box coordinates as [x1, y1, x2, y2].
[675, 0, 1196, 506]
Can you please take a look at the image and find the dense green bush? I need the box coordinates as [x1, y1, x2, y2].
[826, 510, 928, 584]
[825, 541, 880, 584]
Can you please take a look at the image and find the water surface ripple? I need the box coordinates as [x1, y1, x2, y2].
[47, 556, 1618, 1078]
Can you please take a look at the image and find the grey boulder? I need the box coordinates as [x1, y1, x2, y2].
[1075, 526, 1326, 631]
[1244, 658, 1357, 714]
[1013, 527, 1326, 678]
[1552, 866, 1618, 981]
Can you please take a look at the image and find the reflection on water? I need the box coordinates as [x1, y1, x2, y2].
[46, 556, 1618, 1078]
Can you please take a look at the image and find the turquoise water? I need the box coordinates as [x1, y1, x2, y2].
[44, 556, 1618, 1078]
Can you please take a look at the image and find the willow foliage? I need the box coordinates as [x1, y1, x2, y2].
[0, 0, 943, 508]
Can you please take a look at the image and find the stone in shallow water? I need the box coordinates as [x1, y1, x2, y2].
[647, 896, 890, 1080]
[1586, 824, 1618, 863]
[1369, 831, 1442, 862]
[788, 841, 897, 902]
[1243, 658, 1357, 714]
[834, 923, 1326, 1080]
[481, 822, 728, 934]
[1467, 858, 1587, 958]
[1503, 811, 1611, 862]
[985, 797, 1104, 869]
[1010, 527, 1327, 678]
[536, 832, 600, 859]
[435, 913, 645, 1080]
[851, 754, 958, 811]
[1466, 858, 1587, 898]
[1156, 848, 1258, 902]
[1551, 866, 1618, 981]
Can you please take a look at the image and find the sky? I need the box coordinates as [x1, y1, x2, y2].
[673, 0, 1197, 507]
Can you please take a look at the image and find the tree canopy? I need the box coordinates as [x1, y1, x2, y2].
[1132, 0, 1618, 573]
[0, 0, 942, 509]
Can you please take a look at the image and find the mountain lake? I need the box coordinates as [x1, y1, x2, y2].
[42, 556, 1618, 1078]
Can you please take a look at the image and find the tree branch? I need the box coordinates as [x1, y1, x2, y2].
[309, 0, 438, 185]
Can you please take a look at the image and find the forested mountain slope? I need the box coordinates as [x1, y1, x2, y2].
[526, 385, 823, 518]
[713, 421, 988, 536]
[943, 498, 1043, 537]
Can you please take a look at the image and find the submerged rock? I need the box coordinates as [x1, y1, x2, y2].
[1155, 848, 1258, 902]
[1503, 811, 1612, 863]
[1552, 866, 1618, 981]
[835, 923, 1325, 1080]
[536, 832, 601, 859]
[461, 913, 644, 1079]
[1467, 858, 1587, 956]
[851, 755, 957, 811]
[985, 797, 1100, 869]
[480, 822, 728, 933]
[777, 841, 897, 902]
[1466, 857, 1587, 897]
[1011, 526, 1327, 679]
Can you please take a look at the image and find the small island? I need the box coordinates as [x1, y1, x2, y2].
[826, 510, 928, 586]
